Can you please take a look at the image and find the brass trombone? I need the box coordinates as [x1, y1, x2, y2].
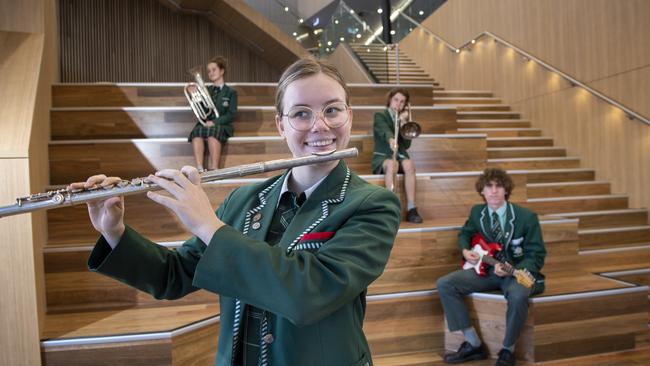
[184, 66, 219, 126]
[389, 104, 421, 192]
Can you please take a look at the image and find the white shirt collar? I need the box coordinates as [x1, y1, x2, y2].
[276, 170, 327, 208]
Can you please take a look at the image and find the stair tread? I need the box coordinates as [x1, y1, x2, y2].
[42, 303, 219, 340]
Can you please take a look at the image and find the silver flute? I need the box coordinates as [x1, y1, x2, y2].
[0, 148, 358, 218]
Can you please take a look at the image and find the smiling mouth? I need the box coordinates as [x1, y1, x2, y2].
[305, 139, 336, 147]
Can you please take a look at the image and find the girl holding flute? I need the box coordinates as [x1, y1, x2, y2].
[69, 58, 400, 366]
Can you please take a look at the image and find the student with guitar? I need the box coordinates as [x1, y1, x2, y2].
[437, 168, 546, 366]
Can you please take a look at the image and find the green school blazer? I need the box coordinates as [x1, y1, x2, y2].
[458, 202, 547, 293]
[371, 109, 412, 173]
[88, 160, 401, 366]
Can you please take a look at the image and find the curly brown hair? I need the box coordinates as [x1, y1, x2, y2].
[475, 168, 514, 200]
[385, 88, 410, 110]
[208, 56, 227, 74]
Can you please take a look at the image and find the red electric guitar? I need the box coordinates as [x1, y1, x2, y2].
[462, 233, 535, 289]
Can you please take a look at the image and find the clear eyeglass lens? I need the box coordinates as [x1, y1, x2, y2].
[286, 103, 348, 130]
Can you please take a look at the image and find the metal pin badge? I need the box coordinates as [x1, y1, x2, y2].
[252, 212, 262, 222]
[252, 222, 261, 230]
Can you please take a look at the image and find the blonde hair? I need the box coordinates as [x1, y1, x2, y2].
[275, 57, 349, 115]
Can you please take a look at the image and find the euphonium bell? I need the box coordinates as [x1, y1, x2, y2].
[399, 103, 421, 139]
[184, 66, 219, 126]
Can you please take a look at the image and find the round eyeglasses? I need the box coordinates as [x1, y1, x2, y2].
[281, 102, 350, 131]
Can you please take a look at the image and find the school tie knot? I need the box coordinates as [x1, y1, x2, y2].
[266, 191, 306, 246]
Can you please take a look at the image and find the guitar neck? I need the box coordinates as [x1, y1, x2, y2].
[481, 255, 513, 275]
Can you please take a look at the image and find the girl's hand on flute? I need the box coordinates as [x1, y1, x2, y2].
[67, 175, 126, 247]
[146, 166, 224, 244]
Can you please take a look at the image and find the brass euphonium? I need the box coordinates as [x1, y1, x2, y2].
[184, 66, 219, 126]
[399, 103, 421, 140]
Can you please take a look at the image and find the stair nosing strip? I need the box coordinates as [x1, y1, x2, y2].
[600, 268, 650, 277]
[53, 82, 434, 88]
[459, 128, 540, 132]
[50, 133, 484, 145]
[488, 137, 552, 141]
[579, 225, 650, 234]
[51, 105, 454, 112]
[527, 194, 627, 202]
[488, 147, 565, 151]
[488, 157, 579, 162]
[367, 289, 436, 302]
[579, 244, 650, 255]
[527, 180, 608, 187]
[546, 208, 648, 217]
[467, 285, 648, 303]
[41, 315, 220, 348]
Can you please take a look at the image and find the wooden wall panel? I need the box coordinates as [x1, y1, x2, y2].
[58, 0, 283, 82]
[399, 0, 650, 213]
[0, 0, 43, 33]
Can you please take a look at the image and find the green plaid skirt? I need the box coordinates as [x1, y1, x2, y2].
[187, 123, 233, 143]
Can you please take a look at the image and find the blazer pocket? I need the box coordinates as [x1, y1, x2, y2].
[293, 231, 335, 252]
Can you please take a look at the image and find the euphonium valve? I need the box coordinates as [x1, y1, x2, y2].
[184, 66, 219, 126]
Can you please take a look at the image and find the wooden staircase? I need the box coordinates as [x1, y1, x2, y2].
[41, 79, 650, 365]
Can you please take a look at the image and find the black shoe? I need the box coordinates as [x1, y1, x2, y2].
[495, 348, 516, 366]
[406, 208, 423, 223]
[443, 341, 488, 364]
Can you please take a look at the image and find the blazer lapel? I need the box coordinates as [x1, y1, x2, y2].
[478, 205, 493, 241]
[283, 160, 351, 254]
[502, 202, 516, 249]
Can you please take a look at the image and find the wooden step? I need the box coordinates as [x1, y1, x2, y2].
[41, 304, 219, 365]
[365, 293, 445, 356]
[580, 245, 650, 273]
[52, 83, 435, 107]
[601, 268, 650, 287]
[487, 137, 554, 147]
[527, 181, 610, 198]
[457, 111, 521, 119]
[48, 134, 487, 184]
[546, 209, 648, 229]
[50, 106, 457, 140]
[45, 266, 219, 313]
[489, 157, 581, 170]
[453, 104, 511, 112]
[434, 90, 493, 98]
[488, 147, 566, 159]
[525, 195, 628, 214]
[460, 128, 542, 137]
[522, 168, 595, 183]
[579, 226, 650, 250]
[434, 97, 501, 105]
[459, 119, 531, 128]
[374, 351, 442, 366]
[444, 272, 648, 363]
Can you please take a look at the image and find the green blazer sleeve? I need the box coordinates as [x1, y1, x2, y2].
[458, 205, 481, 251]
[194, 187, 400, 326]
[209, 85, 238, 126]
[514, 212, 546, 273]
[87, 189, 237, 300]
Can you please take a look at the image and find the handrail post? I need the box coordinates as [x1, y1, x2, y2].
[395, 43, 400, 85]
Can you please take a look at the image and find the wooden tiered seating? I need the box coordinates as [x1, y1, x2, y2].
[48, 134, 486, 184]
[51, 106, 457, 139]
[43, 78, 649, 366]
